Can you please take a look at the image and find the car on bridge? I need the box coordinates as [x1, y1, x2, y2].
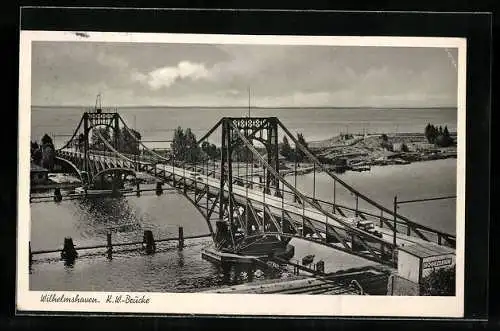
[355, 219, 383, 238]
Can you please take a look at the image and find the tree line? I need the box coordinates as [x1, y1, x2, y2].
[82, 127, 142, 155]
[171, 126, 258, 163]
[171, 126, 205, 162]
[279, 133, 309, 162]
[425, 123, 454, 147]
[171, 127, 311, 164]
[31, 134, 56, 171]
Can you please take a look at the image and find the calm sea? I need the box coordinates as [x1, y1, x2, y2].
[28, 106, 457, 292]
[31, 106, 457, 149]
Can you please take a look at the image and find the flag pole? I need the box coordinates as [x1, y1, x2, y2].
[248, 86, 251, 118]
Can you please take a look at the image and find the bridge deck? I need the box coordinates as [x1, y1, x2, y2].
[57, 149, 455, 254]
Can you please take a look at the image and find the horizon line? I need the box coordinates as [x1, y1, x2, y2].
[31, 105, 458, 109]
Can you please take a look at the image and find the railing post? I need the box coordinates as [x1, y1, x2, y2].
[355, 194, 359, 216]
[312, 163, 316, 201]
[332, 180, 336, 213]
[393, 195, 398, 262]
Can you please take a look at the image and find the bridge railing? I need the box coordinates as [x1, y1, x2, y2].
[59, 142, 455, 250]
[145, 145, 456, 249]
[274, 119, 456, 249]
[56, 113, 455, 254]
[128, 146, 455, 250]
[145, 168, 397, 266]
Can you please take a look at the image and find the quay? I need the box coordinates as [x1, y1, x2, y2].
[203, 265, 391, 295]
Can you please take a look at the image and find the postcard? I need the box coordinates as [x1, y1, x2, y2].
[18, 30, 466, 317]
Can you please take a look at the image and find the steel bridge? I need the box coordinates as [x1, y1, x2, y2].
[53, 111, 456, 267]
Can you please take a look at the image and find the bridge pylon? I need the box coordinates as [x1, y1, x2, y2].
[216, 117, 282, 253]
[80, 111, 120, 184]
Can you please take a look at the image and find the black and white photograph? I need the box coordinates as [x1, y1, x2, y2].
[17, 30, 466, 317]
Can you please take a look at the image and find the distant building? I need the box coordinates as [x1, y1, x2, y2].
[31, 163, 49, 185]
[392, 142, 403, 152]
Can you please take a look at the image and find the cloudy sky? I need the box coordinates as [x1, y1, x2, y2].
[31, 42, 458, 108]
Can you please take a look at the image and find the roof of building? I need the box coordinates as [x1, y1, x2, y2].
[399, 242, 455, 258]
[31, 163, 48, 172]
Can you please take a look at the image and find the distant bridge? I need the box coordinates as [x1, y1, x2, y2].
[53, 111, 456, 267]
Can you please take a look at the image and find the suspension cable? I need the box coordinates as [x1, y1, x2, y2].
[228, 121, 385, 246]
[276, 119, 451, 237]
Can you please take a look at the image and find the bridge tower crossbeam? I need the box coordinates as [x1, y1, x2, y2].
[218, 117, 281, 253]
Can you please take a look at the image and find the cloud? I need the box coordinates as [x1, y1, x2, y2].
[95, 51, 129, 69]
[31, 43, 459, 107]
[133, 61, 210, 90]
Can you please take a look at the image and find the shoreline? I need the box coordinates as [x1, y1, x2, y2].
[280, 132, 457, 175]
[280, 154, 457, 177]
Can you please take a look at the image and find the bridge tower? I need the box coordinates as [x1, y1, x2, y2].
[81, 111, 121, 183]
[218, 117, 281, 251]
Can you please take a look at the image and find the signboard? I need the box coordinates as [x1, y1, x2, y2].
[397, 248, 456, 284]
[423, 257, 453, 269]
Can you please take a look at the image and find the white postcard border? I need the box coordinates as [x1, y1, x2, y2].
[17, 30, 467, 317]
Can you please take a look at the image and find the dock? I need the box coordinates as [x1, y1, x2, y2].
[201, 244, 295, 265]
[201, 246, 260, 264]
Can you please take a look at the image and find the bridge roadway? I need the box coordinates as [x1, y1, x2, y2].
[58, 149, 450, 253]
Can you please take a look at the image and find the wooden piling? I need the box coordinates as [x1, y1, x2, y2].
[315, 260, 325, 273]
[178, 226, 184, 250]
[143, 230, 156, 254]
[136, 182, 141, 197]
[106, 231, 113, 259]
[61, 237, 78, 261]
[155, 182, 163, 196]
[53, 188, 62, 202]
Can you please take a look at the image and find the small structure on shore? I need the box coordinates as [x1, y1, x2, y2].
[30, 163, 49, 185]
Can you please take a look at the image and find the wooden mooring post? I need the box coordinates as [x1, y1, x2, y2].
[106, 231, 113, 260]
[61, 237, 78, 263]
[155, 182, 163, 196]
[315, 260, 325, 274]
[178, 226, 184, 250]
[53, 188, 62, 202]
[143, 230, 156, 254]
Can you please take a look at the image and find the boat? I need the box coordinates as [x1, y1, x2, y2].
[350, 164, 371, 172]
[74, 186, 133, 196]
[393, 158, 411, 165]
